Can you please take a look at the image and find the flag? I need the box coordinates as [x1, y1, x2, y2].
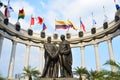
[67, 20, 77, 30]
[55, 20, 68, 30]
[92, 19, 97, 25]
[4, 0, 14, 18]
[37, 16, 43, 25]
[42, 23, 47, 31]
[104, 14, 108, 22]
[18, 8, 25, 20]
[30, 17, 34, 26]
[80, 19, 86, 32]
[103, 6, 105, 13]
[116, 4, 120, 10]
[30, 16, 43, 26]
[114, 0, 120, 10]
[4, 7, 10, 17]
[103, 6, 109, 22]
[91, 12, 97, 26]
[7, 3, 14, 12]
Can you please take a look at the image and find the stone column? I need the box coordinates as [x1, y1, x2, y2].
[94, 43, 101, 71]
[107, 39, 115, 71]
[0, 35, 4, 59]
[39, 47, 44, 75]
[80, 46, 86, 80]
[8, 41, 17, 79]
[80, 46, 86, 68]
[24, 44, 30, 69]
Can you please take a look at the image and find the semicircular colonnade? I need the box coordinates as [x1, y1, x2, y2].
[0, 9, 120, 79]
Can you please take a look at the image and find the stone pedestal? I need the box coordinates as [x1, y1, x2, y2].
[39, 78, 78, 80]
[8, 78, 79, 80]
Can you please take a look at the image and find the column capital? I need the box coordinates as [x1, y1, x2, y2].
[93, 39, 99, 45]
[0, 35, 4, 39]
[106, 36, 112, 41]
[80, 45, 85, 48]
[26, 44, 30, 47]
[107, 39, 112, 43]
[12, 41, 17, 45]
[94, 43, 98, 47]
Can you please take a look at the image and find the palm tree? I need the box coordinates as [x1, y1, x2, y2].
[22, 66, 40, 80]
[73, 67, 89, 80]
[104, 60, 120, 71]
[89, 70, 101, 80]
[104, 60, 120, 79]
[89, 70, 108, 80]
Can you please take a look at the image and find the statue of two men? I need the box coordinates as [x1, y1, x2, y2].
[41, 35, 73, 78]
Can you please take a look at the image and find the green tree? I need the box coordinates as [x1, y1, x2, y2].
[22, 66, 40, 80]
[88, 70, 108, 80]
[104, 60, 120, 71]
[104, 60, 120, 79]
[73, 67, 89, 80]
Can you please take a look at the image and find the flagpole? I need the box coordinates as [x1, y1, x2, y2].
[91, 12, 93, 22]
[103, 6, 107, 17]
[42, 18, 44, 32]
[67, 19, 69, 33]
[67, 27, 69, 33]
[103, 6, 109, 23]
[80, 17, 82, 31]
[30, 14, 33, 28]
[8, 0, 10, 4]
[55, 19, 56, 32]
[91, 12, 93, 27]
[91, 12, 96, 27]
[17, 9, 20, 22]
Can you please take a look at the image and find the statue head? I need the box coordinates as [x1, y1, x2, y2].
[47, 36, 51, 43]
[60, 35, 65, 41]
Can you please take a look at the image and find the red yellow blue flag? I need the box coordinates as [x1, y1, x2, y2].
[55, 20, 68, 30]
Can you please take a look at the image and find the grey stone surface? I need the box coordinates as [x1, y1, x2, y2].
[39, 78, 79, 80]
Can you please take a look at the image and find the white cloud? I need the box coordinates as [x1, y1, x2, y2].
[11, 0, 34, 16]
[38, 0, 116, 32]
[1, 0, 116, 33]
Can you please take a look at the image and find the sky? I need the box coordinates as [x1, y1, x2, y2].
[0, 0, 120, 78]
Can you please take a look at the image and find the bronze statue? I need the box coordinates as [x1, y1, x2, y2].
[52, 43, 59, 78]
[59, 35, 73, 78]
[41, 37, 59, 78]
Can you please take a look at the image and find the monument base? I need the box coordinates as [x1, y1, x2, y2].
[39, 78, 79, 80]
